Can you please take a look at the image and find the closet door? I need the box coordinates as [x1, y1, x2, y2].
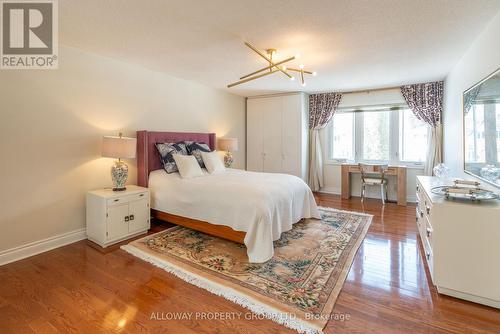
[247, 98, 264, 172]
[281, 94, 303, 178]
[262, 96, 283, 173]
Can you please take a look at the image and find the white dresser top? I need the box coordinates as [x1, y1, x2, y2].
[87, 185, 148, 199]
[417, 176, 500, 209]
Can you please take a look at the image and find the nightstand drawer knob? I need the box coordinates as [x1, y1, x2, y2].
[129, 214, 134, 221]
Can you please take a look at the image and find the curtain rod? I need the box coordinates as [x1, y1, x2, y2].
[339, 85, 403, 95]
[314, 79, 444, 95]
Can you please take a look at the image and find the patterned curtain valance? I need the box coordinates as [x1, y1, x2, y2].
[309, 93, 342, 130]
[401, 81, 444, 127]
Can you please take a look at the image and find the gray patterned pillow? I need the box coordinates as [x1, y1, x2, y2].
[185, 141, 211, 168]
[155, 142, 188, 173]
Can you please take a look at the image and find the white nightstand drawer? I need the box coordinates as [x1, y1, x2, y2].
[106, 192, 148, 207]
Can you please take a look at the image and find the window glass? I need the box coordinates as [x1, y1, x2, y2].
[362, 111, 390, 161]
[330, 113, 354, 160]
[399, 109, 428, 162]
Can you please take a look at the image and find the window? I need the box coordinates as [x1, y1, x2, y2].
[399, 109, 428, 162]
[331, 113, 354, 160]
[328, 105, 428, 165]
[362, 111, 390, 161]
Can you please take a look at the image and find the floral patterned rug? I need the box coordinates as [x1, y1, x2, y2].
[122, 207, 372, 334]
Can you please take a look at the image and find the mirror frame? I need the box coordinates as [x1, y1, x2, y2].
[462, 66, 500, 188]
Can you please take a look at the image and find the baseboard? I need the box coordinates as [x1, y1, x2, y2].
[318, 187, 416, 203]
[437, 286, 500, 309]
[0, 228, 87, 266]
[317, 187, 341, 195]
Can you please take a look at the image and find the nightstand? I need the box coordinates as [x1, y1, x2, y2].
[86, 185, 150, 248]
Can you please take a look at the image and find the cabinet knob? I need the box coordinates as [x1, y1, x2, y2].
[426, 206, 430, 215]
[426, 228, 432, 237]
[426, 252, 431, 261]
[129, 214, 134, 221]
[124, 216, 129, 222]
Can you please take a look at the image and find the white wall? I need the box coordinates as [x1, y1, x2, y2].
[0, 46, 245, 253]
[319, 88, 424, 202]
[443, 10, 500, 192]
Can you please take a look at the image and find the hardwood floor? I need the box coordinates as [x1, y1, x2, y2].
[1, 194, 499, 333]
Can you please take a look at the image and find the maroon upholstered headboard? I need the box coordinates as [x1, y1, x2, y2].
[137, 130, 216, 187]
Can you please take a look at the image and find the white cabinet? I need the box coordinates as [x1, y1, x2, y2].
[416, 176, 500, 308]
[86, 186, 150, 247]
[247, 93, 309, 181]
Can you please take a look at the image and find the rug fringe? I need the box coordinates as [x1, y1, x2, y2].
[317, 206, 373, 218]
[121, 244, 323, 334]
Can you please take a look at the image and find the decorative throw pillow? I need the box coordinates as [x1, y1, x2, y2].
[185, 141, 212, 168]
[155, 142, 188, 173]
[201, 151, 226, 174]
[173, 154, 204, 179]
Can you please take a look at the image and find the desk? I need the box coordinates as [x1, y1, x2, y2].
[341, 164, 407, 206]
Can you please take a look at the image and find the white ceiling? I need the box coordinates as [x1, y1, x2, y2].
[60, 0, 500, 96]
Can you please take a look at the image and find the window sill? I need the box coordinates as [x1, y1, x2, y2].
[323, 160, 425, 170]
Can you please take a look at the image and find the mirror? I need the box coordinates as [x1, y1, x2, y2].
[463, 68, 500, 187]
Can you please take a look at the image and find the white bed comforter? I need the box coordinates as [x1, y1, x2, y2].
[148, 169, 320, 263]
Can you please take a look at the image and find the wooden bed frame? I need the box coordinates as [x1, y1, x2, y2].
[136, 130, 246, 244]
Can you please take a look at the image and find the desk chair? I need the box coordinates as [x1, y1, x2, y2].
[359, 163, 389, 204]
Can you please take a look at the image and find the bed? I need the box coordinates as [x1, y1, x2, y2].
[137, 130, 320, 263]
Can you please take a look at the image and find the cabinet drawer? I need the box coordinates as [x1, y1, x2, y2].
[415, 202, 425, 235]
[421, 191, 433, 215]
[107, 192, 149, 206]
[424, 216, 434, 247]
[423, 238, 434, 280]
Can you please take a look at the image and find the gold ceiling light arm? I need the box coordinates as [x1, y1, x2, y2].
[287, 68, 313, 75]
[227, 42, 317, 88]
[244, 42, 292, 79]
[227, 69, 279, 88]
[240, 56, 296, 80]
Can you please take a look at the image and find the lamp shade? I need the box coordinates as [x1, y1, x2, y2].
[102, 135, 137, 159]
[218, 137, 238, 152]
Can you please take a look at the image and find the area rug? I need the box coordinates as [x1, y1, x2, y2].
[121, 207, 372, 334]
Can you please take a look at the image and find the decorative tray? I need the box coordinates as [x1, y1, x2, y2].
[431, 185, 498, 201]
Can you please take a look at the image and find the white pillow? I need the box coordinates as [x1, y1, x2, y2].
[201, 151, 226, 174]
[173, 154, 204, 179]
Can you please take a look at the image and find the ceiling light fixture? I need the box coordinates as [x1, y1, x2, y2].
[227, 42, 316, 88]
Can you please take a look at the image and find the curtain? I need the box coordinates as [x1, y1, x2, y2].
[308, 93, 342, 191]
[401, 81, 444, 175]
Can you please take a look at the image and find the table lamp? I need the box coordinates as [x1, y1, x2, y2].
[102, 133, 136, 191]
[217, 137, 238, 168]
